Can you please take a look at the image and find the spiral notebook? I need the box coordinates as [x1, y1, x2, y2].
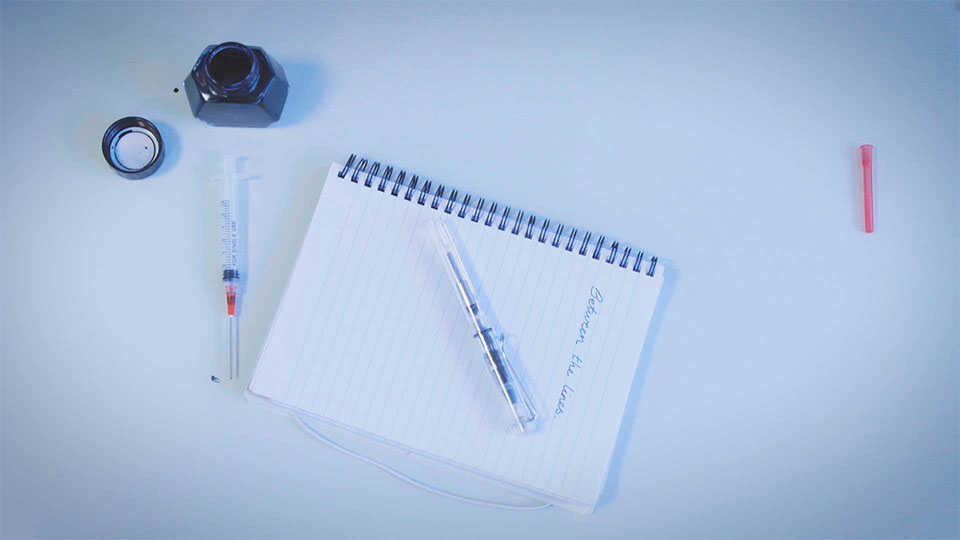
[248, 155, 665, 513]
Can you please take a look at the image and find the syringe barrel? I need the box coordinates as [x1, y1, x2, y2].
[213, 158, 243, 384]
[219, 175, 239, 283]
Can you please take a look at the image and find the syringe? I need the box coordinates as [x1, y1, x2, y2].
[213, 156, 241, 383]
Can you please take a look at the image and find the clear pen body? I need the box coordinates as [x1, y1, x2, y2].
[429, 218, 536, 432]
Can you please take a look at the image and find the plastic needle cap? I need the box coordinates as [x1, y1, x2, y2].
[861, 145, 875, 233]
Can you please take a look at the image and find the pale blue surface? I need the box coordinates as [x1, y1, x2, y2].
[1, 1, 957, 538]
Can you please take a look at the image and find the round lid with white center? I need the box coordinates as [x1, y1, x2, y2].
[101, 117, 165, 180]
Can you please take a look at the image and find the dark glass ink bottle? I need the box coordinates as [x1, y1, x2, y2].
[184, 42, 289, 127]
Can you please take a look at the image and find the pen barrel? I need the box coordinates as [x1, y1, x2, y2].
[478, 328, 537, 432]
[430, 217, 537, 432]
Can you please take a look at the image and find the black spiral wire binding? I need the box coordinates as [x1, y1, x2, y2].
[592, 236, 605, 260]
[511, 211, 523, 235]
[372, 163, 386, 191]
[418, 181, 431, 205]
[647, 256, 658, 276]
[337, 154, 356, 177]
[606, 241, 619, 264]
[445, 190, 458, 214]
[565, 229, 578, 251]
[552, 224, 564, 247]
[337, 154, 659, 277]
[350, 158, 368, 183]
[471, 198, 483, 222]
[364, 162, 377, 187]
[391, 170, 403, 196]
[538, 219, 550, 243]
[578, 232, 592, 256]
[405, 176, 418, 201]
[485, 202, 498, 226]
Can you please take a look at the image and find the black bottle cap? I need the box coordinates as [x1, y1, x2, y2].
[102, 117, 165, 180]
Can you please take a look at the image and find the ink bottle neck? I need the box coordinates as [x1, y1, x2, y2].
[201, 42, 260, 97]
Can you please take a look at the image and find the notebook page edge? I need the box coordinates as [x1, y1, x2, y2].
[586, 272, 665, 510]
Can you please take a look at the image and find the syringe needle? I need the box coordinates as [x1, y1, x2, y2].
[227, 315, 239, 380]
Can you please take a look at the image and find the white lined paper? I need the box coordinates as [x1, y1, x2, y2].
[249, 163, 664, 511]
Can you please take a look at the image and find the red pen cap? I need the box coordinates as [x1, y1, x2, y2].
[860, 145, 875, 233]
